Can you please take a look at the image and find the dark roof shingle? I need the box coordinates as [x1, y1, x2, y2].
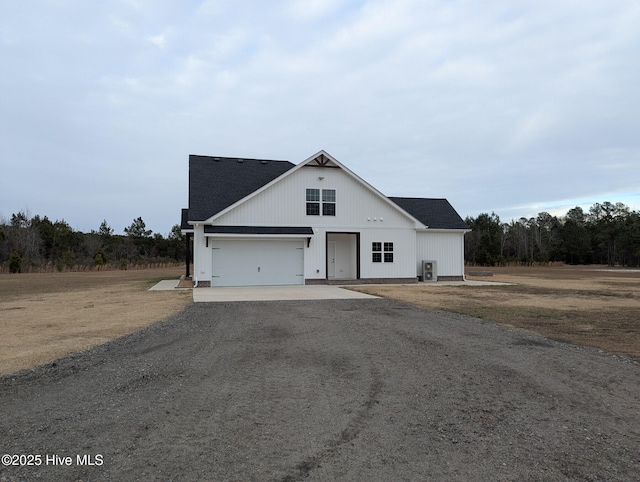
[184, 154, 468, 232]
[188, 155, 295, 221]
[389, 197, 469, 230]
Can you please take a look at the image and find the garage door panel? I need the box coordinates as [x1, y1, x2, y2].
[211, 240, 304, 287]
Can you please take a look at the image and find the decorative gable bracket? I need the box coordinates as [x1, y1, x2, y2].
[311, 152, 337, 168]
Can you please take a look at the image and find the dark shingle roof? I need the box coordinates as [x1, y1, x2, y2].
[188, 155, 295, 221]
[389, 197, 469, 230]
[184, 154, 468, 231]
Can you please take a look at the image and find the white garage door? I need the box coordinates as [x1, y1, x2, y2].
[211, 239, 304, 287]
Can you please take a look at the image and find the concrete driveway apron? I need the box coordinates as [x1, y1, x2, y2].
[192, 285, 379, 302]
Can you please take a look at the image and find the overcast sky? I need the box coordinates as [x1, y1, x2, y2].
[1, 0, 639, 235]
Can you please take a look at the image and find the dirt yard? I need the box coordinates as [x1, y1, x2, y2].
[0, 267, 191, 376]
[1, 299, 638, 480]
[1, 265, 638, 377]
[1, 265, 639, 480]
[351, 265, 640, 361]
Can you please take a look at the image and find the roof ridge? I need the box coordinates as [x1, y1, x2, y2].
[189, 154, 292, 163]
[389, 196, 448, 201]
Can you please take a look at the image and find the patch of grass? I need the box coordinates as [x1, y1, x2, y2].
[352, 268, 640, 361]
[0, 267, 186, 298]
[446, 302, 638, 358]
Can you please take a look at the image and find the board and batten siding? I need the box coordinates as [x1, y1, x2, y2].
[304, 227, 417, 281]
[191, 162, 467, 284]
[209, 165, 420, 282]
[211, 165, 419, 229]
[360, 227, 417, 279]
[415, 231, 465, 278]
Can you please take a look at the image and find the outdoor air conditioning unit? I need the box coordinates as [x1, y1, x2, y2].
[422, 260, 437, 282]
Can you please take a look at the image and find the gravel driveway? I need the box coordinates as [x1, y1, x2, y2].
[1, 298, 638, 481]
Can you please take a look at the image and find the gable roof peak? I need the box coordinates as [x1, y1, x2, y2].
[301, 150, 341, 168]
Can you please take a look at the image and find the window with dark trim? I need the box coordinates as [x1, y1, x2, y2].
[306, 188, 320, 215]
[372, 242, 393, 262]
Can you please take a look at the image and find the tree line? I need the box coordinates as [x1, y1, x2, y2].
[4, 201, 639, 273]
[0, 211, 186, 273]
[465, 202, 640, 267]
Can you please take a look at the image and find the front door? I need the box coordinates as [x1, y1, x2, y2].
[328, 241, 336, 278]
[326, 233, 359, 280]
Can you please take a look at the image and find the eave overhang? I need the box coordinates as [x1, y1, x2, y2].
[203, 225, 314, 236]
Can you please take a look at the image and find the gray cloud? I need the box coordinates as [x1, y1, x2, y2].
[1, 0, 638, 233]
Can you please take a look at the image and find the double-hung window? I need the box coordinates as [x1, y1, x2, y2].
[322, 189, 336, 216]
[306, 188, 336, 216]
[306, 188, 320, 215]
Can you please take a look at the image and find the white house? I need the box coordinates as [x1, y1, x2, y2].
[181, 150, 469, 287]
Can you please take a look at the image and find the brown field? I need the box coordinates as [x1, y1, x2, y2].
[351, 265, 640, 361]
[1, 265, 639, 377]
[0, 267, 192, 376]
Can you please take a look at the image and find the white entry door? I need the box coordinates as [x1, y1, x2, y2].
[328, 241, 336, 278]
[211, 239, 304, 286]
